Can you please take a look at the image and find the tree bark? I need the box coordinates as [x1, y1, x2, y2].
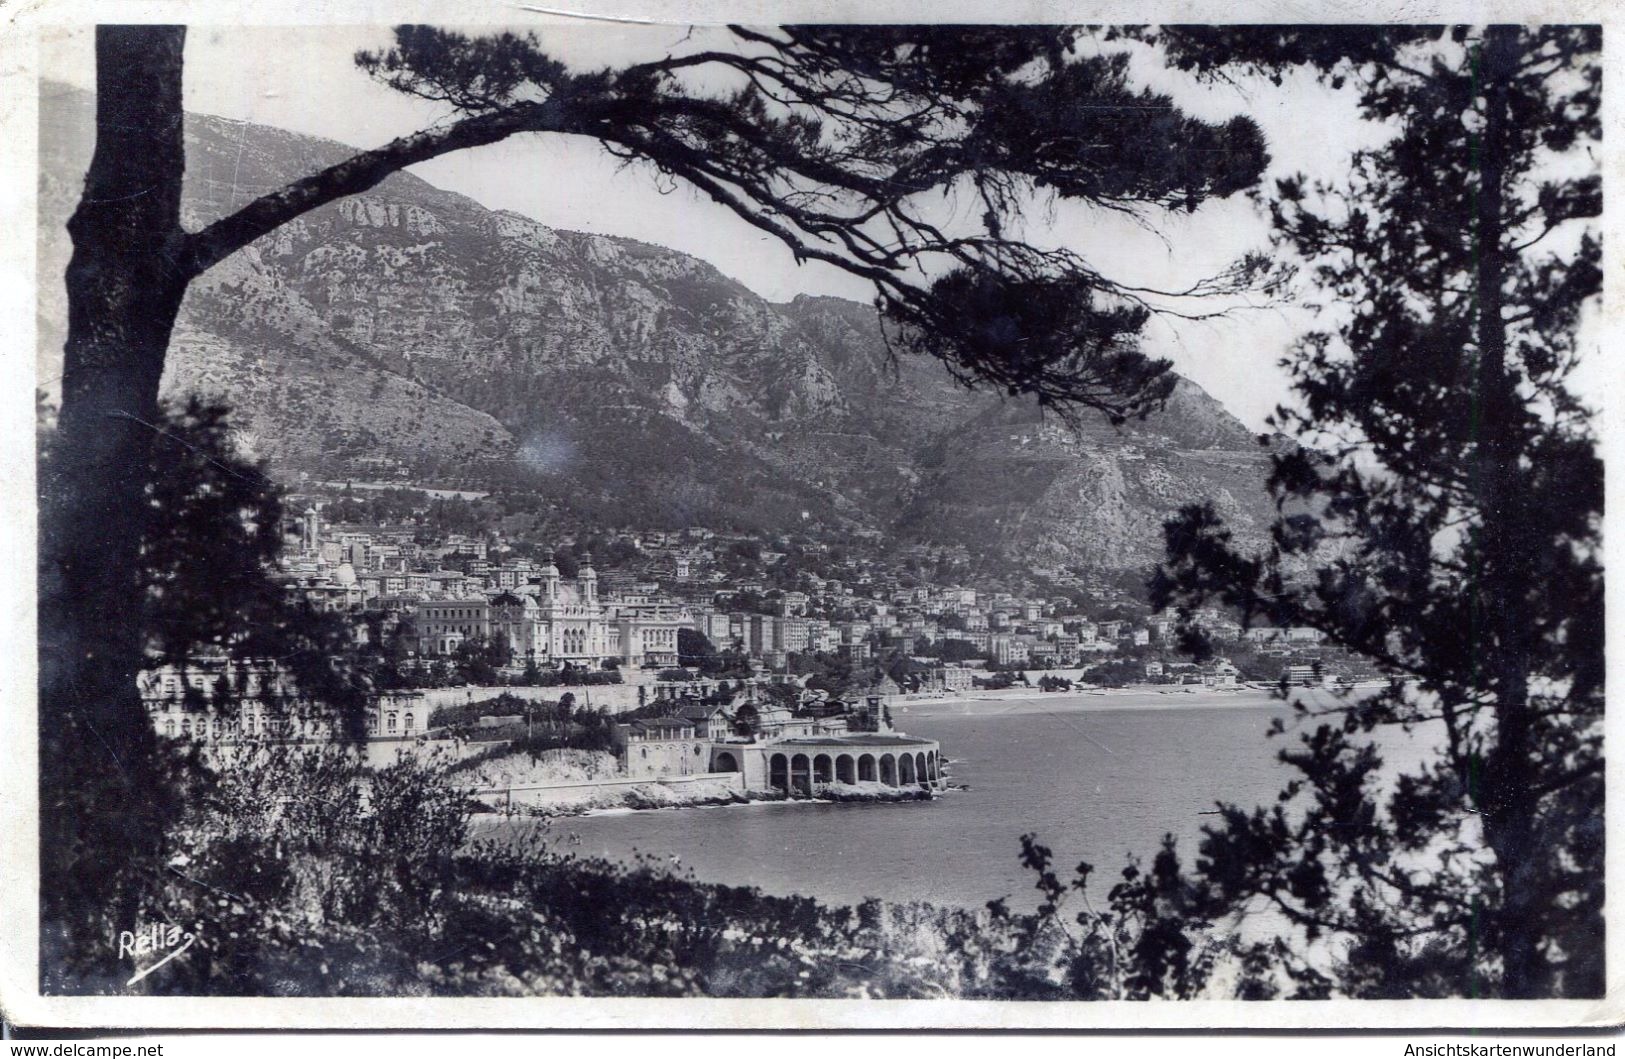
[184, 94, 590, 276]
[1468, 25, 1545, 999]
[39, 25, 191, 959]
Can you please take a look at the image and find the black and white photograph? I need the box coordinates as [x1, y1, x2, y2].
[1, 0, 1617, 1033]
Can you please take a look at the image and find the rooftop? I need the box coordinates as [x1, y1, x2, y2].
[773, 734, 936, 748]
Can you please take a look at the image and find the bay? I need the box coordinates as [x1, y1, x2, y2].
[479, 688, 1437, 913]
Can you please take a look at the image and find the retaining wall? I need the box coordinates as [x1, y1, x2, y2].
[411, 683, 644, 713]
[472, 771, 745, 813]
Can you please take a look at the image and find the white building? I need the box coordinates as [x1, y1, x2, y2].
[141, 659, 427, 743]
[414, 556, 692, 668]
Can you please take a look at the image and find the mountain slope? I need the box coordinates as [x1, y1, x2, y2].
[38, 83, 1278, 570]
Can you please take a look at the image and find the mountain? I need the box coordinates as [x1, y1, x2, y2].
[37, 83, 1279, 571]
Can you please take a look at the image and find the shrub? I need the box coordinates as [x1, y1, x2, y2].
[107, 743, 1262, 999]
[444, 724, 618, 776]
[141, 744, 473, 995]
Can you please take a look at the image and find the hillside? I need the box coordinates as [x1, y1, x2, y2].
[37, 83, 1279, 570]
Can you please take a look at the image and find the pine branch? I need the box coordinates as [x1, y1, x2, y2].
[184, 95, 597, 277]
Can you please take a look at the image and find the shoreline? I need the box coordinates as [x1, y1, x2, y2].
[894, 681, 1384, 717]
[462, 684, 1379, 822]
[576, 783, 958, 818]
[471, 781, 943, 821]
[458, 682, 1345, 821]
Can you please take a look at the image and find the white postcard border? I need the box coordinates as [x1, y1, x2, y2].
[1, 0, 1618, 1032]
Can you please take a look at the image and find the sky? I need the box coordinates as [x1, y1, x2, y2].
[40, 23, 1393, 432]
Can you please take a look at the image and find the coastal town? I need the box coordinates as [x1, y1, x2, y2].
[140, 487, 1375, 807]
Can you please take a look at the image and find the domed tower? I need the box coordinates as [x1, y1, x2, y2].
[579, 553, 597, 605]
[301, 505, 320, 554]
[539, 554, 561, 603]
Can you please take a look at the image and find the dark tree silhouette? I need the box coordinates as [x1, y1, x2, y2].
[676, 627, 717, 668]
[550, 549, 580, 580]
[40, 397, 372, 978]
[1135, 26, 1602, 998]
[732, 702, 761, 737]
[451, 633, 514, 684]
[41, 23, 1269, 960]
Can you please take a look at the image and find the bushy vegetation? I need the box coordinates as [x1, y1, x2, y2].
[395, 654, 626, 690]
[427, 692, 549, 731]
[1078, 659, 1145, 688]
[85, 747, 1283, 999]
[445, 724, 620, 776]
[427, 692, 620, 770]
[44, 745, 472, 995]
[675, 628, 754, 679]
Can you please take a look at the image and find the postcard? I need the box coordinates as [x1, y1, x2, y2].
[1, 0, 1618, 1032]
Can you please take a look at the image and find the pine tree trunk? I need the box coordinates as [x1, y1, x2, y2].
[1468, 25, 1544, 999]
[39, 26, 190, 963]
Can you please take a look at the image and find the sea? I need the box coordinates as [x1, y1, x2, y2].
[478, 687, 1438, 913]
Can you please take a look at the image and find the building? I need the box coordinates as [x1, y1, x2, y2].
[426, 570, 468, 597]
[677, 700, 736, 741]
[743, 614, 811, 658]
[141, 659, 427, 744]
[807, 619, 838, 653]
[746, 614, 774, 657]
[612, 598, 689, 667]
[778, 617, 811, 654]
[838, 641, 871, 663]
[1247, 626, 1324, 645]
[937, 665, 975, 693]
[615, 716, 711, 779]
[415, 597, 492, 656]
[533, 559, 610, 662]
[300, 506, 321, 554]
[1203, 659, 1241, 687]
[489, 590, 551, 658]
[443, 534, 487, 560]
[991, 634, 1030, 666]
[614, 699, 947, 797]
[1282, 663, 1324, 687]
[695, 610, 734, 646]
[414, 556, 691, 668]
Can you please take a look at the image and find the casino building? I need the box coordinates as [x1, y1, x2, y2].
[414, 556, 691, 668]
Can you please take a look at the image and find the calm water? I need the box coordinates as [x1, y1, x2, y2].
[480, 689, 1436, 912]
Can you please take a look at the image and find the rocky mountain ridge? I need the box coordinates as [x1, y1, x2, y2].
[38, 83, 1280, 571]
